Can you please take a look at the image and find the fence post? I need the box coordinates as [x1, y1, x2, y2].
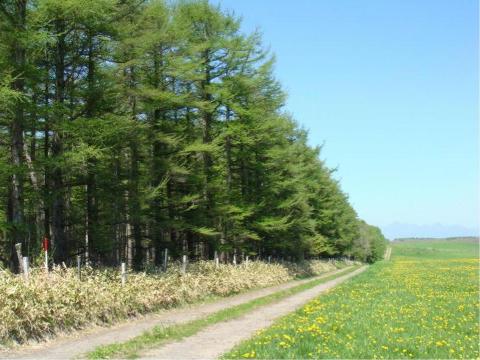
[77, 255, 82, 281]
[182, 255, 187, 274]
[44, 249, 48, 272]
[268, 255, 271, 264]
[245, 255, 249, 267]
[42, 236, 49, 272]
[15, 243, 23, 273]
[121, 262, 127, 286]
[233, 251, 237, 266]
[22, 257, 29, 281]
[214, 251, 219, 268]
[163, 248, 168, 272]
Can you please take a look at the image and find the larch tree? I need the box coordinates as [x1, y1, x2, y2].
[0, 0, 386, 271]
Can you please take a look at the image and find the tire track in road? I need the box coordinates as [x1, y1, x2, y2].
[1, 267, 352, 360]
[139, 266, 368, 360]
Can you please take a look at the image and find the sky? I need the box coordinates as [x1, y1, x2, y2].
[215, 0, 479, 239]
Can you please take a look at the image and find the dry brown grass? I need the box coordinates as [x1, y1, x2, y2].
[0, 259, 352, 346]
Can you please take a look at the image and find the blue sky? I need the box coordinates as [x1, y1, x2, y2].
[215, 0, 479, 238]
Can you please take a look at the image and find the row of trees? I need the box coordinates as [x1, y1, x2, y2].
[0, 0, 387, 271]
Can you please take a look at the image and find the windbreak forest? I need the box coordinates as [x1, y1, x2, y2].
[0, 0, 387, 271]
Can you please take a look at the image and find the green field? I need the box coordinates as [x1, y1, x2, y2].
[224, 238, 479, 359]
[392, 237, 479, 260]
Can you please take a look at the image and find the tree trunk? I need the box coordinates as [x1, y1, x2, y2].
[200, 49, 215, 257]
[151, 50, 165, 266]
[86, 31, 98, 261]
[130, 142, 143, 270]
[8, 0, 27, 272]
[201, 50, 213, 215]
[43, 66, 51, 240]
[221, 108, 233, 261]
[51, 18, 68, 263]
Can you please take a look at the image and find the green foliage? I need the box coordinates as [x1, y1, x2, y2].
[0, 0, 383, 269]
[351, 220, 388, 263]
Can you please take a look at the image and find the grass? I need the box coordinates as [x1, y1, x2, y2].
[224, 239, 479, 359]
[86, 266, 360, 359]
[0, 259, 349, 346]
[392, 237, 479, 260]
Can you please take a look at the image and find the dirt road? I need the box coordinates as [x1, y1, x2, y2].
[384, 246, 392, 260]
[1, 267, 352, 360]
[139, 266, 367, 360]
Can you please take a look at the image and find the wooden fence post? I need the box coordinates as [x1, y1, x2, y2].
[214, 251, 219, 268]
[15, 243, 23, 273]
[121, 262, 127, 286]
[22, 257, 29, 281]
[77, 255, 82, 280]
[182, 255, 187, 274]
[44, 249, 48, 272]
[163, 248, 168, 272]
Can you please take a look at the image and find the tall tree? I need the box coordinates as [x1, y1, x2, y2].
[0, 0, 386, 270]
[0, 0, 28, 270]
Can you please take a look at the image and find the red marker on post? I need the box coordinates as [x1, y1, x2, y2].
[43, 236, 49, 272]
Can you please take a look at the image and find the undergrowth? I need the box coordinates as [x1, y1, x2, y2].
[0, 259, 353, 346]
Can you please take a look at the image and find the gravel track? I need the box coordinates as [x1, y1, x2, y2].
[384, 246, 392, 260]
[139, 266, 367, 360]
[0, 267, 352, 360]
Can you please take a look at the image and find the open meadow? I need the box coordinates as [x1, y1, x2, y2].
[225, 238, 480, 359]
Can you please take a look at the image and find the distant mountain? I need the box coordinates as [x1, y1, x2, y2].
[381, 222, 479, 240]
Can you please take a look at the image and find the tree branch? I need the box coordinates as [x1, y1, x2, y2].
[0, 4, 15, 25]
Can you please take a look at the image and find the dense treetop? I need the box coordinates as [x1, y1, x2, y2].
[0, 0, 387, 271]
